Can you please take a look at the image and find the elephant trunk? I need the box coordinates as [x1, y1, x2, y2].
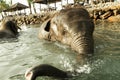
[71, 32, 94, 56]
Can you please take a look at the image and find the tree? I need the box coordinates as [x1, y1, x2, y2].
[10, 0, 12, 5]
[27, 0, 32, 14]
[0, 0, 9, 10]
[27, 0, 36, 14]
[33, 3, 36, 13]
[0, 0, 9, 18]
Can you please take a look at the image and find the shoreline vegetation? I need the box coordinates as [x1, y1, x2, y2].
[1, 2, 120, 26]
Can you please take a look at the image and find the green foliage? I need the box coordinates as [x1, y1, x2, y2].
[0, 0, 9, 12]
[27, 0, 33, 5]
[27, 0, 33, 3]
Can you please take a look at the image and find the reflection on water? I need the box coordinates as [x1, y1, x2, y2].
[0, 21, 120, 80]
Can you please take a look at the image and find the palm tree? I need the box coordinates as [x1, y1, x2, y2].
[33, 3, 36, 13]
[66, 0, 68, 4]
[10, 0, 12, 5]
[61, 0, 63, 9]
[27, 0, 32, 14]
[0, 0, 9, 18]
[27, 0, 37, 14]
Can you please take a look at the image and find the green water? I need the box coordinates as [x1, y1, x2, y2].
[0, 21, 120, 80]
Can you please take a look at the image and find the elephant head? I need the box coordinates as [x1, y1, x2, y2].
[39, 8, 94, 56]
[25, 64, 69, 80]
[0, 19, 21, 38]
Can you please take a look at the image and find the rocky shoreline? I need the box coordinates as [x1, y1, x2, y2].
[1, 2, 120, 26]
[1, 11, 57, 26]
[87, 2, 120, 21]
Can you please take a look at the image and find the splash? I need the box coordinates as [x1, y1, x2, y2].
[59, 55, 91, 74]
[75, 64, 91, 74]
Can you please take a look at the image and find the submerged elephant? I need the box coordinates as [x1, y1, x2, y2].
[25, 64, 70, 80]
[0, 19, 21, 38]
[39, 8, 94, 55]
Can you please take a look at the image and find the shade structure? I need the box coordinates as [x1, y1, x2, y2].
[33, 0, 47, 4]
[3, 2, 29, 12]
[33, 0, 61, 11]
[33, 0, 61, 4]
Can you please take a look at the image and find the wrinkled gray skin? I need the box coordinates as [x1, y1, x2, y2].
[0, 19, 21, 38]
[39, 8, 94, 56]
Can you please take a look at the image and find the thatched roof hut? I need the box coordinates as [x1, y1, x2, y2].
[33, 0, 61, 4]
[3, 2, 29, 12]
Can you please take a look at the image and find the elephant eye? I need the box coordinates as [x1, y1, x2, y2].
[53, 21, 56, 25]
[62, 29, 66, 35]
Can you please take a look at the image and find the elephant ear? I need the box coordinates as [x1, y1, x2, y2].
[39, 19, 51, 39]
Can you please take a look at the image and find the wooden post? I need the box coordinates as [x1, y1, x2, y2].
[55, 0, 56, 10]
[61, 0, 63, 9]
[67, 0, 68, 4]
[40, 4, 41, 11]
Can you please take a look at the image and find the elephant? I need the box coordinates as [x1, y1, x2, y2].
[25, 8, 94, 80]
[39, 8, 94, 56]
[0, 19, 21, 38]
[25, 64, 71, 80]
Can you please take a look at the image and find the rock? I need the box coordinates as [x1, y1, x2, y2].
[108, 15, 120, 22]
[100, 11, 113, 19]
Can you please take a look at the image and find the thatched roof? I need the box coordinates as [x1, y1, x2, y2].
[33, 0, 47, 4]
[33, 0, 61, 4]
[3, 2, 29, 12]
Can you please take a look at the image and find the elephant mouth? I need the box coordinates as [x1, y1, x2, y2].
[39, 19, 51, 39]
[44, 20, 50, 32]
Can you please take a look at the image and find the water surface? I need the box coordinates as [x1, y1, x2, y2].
[0, 21, 120, 80]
